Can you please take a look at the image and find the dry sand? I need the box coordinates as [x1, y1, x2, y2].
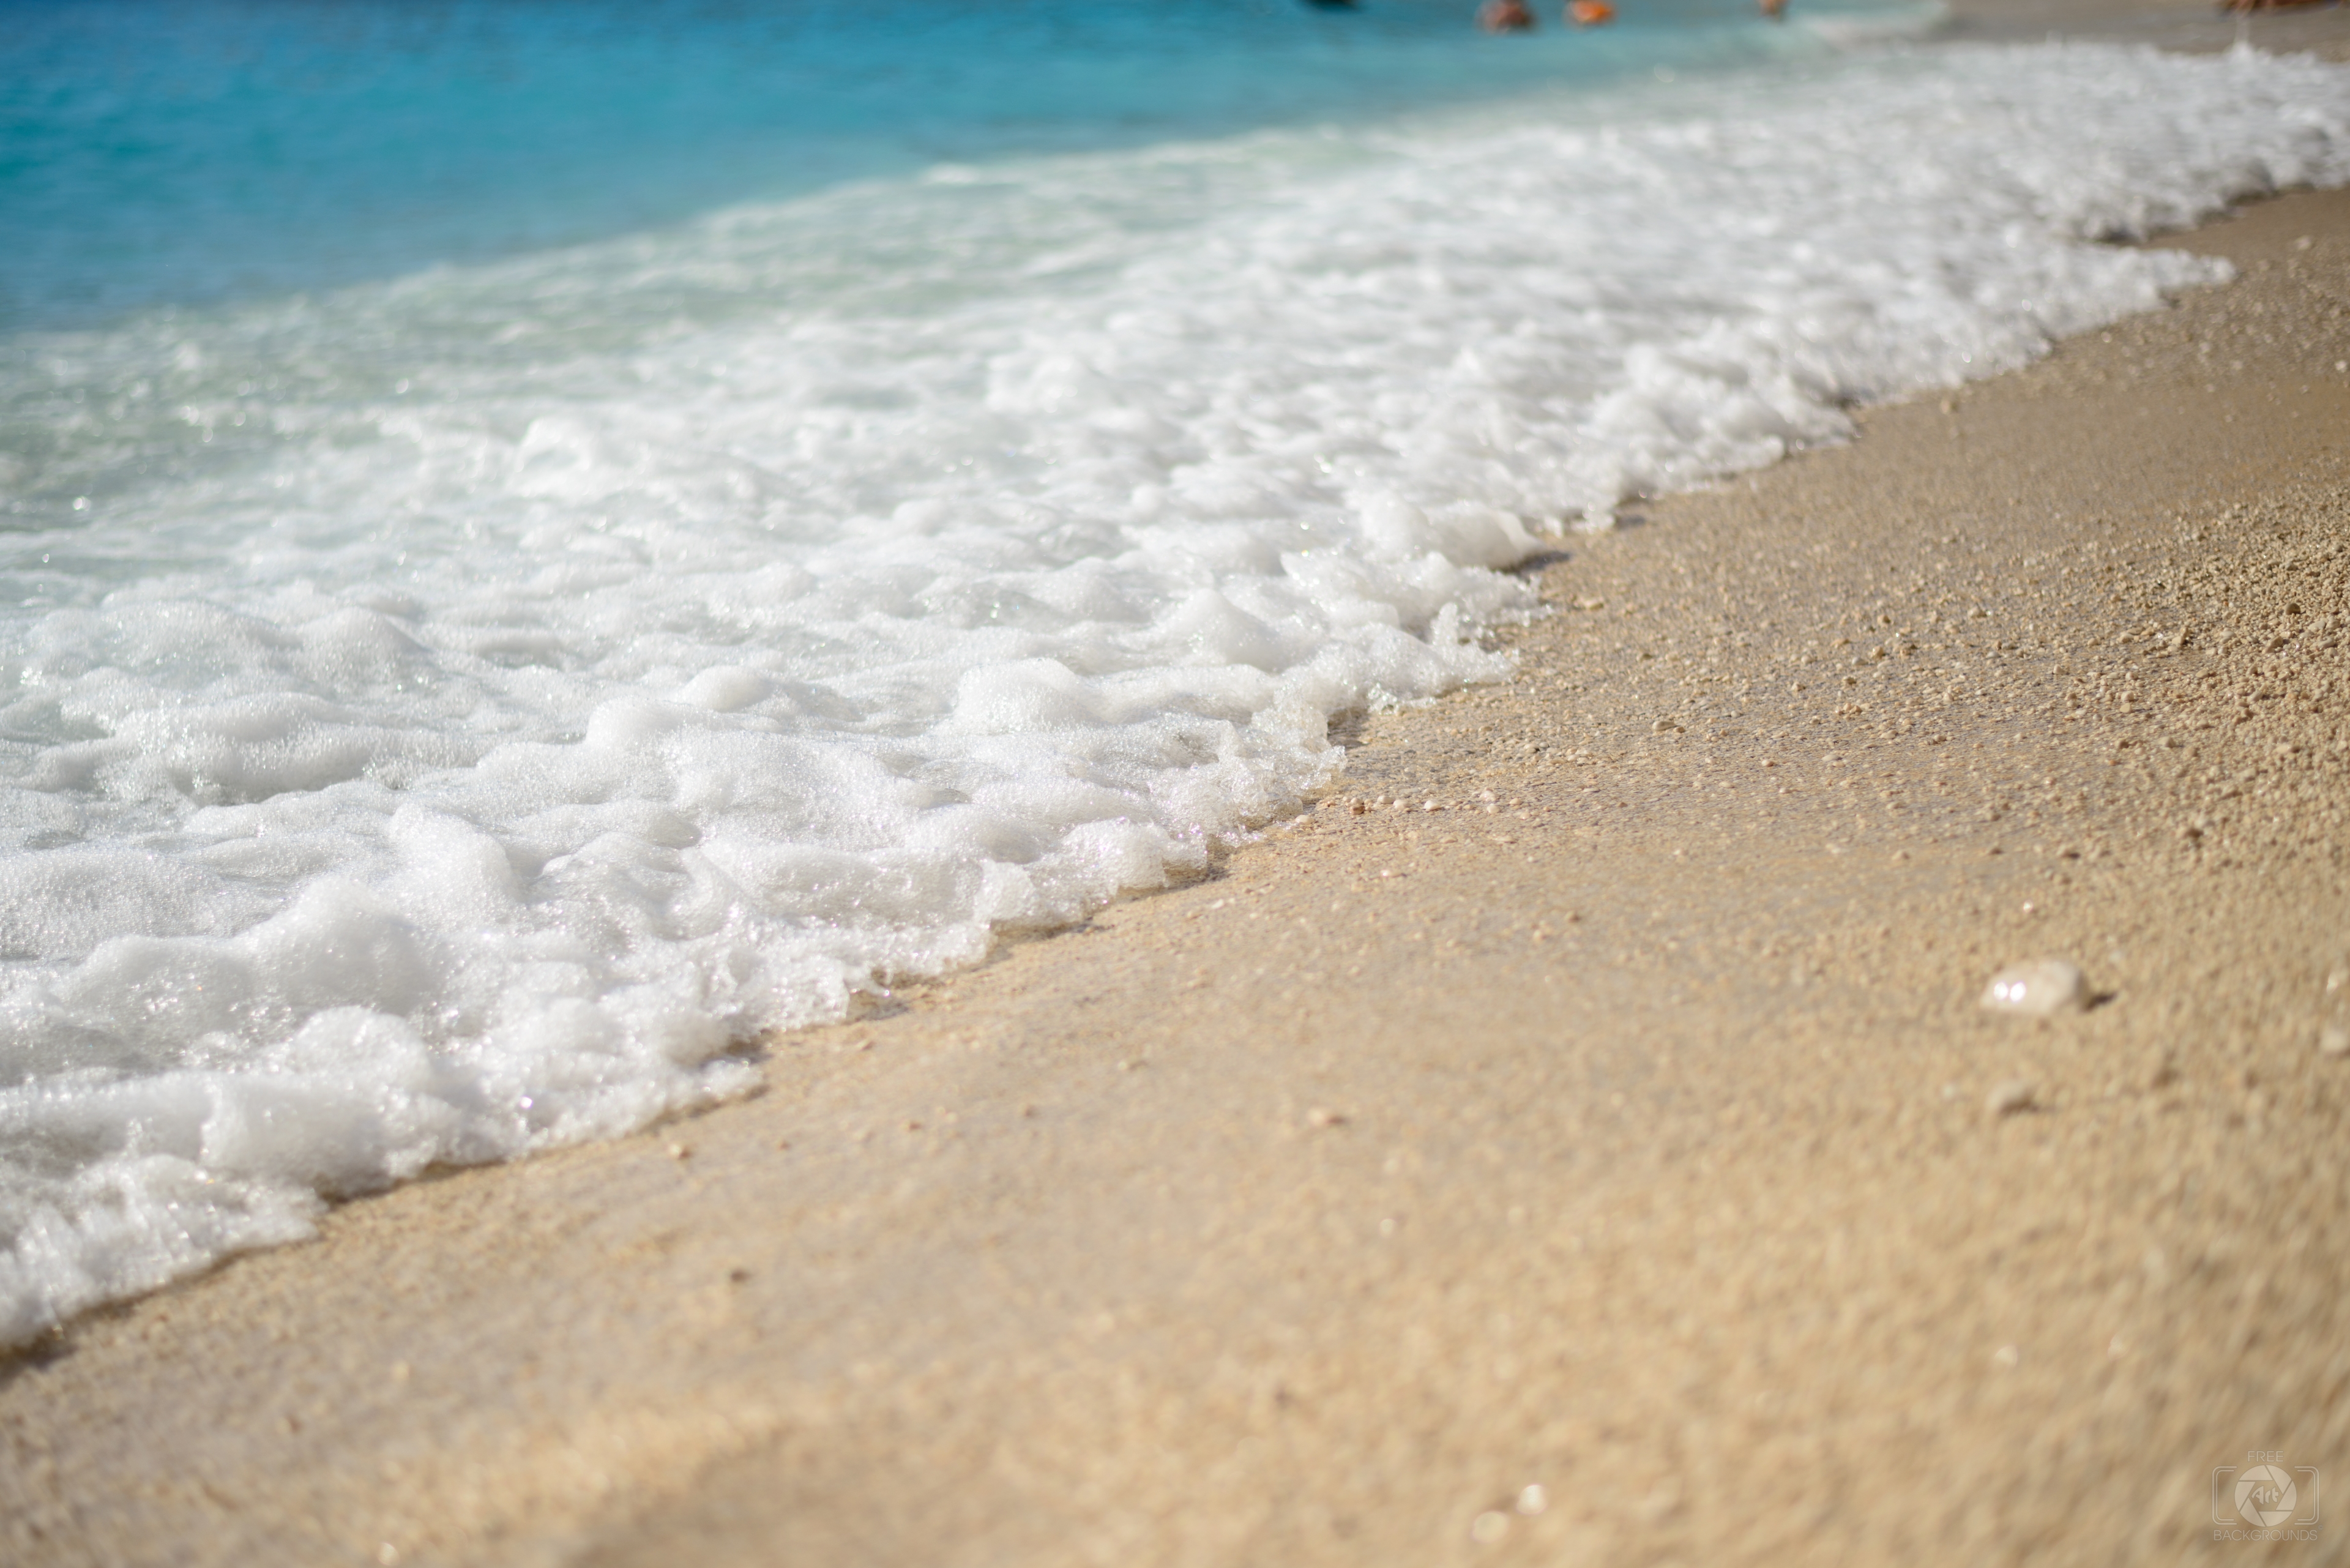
[7, 30, 2350, 1568]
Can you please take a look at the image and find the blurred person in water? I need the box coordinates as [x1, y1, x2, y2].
[1759, 0, 1786, 18]
[1480, 0, 1535, 29]
[1567, 0, 1615, 21]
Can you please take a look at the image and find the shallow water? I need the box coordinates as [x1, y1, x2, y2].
[1, 3, 2346, 1342]
[1, 0, 1874, 332]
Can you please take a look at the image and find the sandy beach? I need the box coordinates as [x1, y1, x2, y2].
[7, 9, 2350, 1566]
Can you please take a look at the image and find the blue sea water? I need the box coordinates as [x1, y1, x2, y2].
[3, 0, 1854, 331]
[1, 0, 2344, 1342]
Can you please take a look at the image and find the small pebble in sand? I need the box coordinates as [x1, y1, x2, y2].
[1306, 1107, 1347, 1128]
[667, 1141, 692, 1160]
[1516, 1484, 1548, 1516]
[1985, 1079, 2039, 1119]
[1980, 959, 2086, 1016]
[2320, 1025, 2350, 1059]
[1469, 1511, 1510, 1545]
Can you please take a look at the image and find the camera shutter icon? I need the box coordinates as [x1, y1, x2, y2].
[2237, 1466, 2297, 1528]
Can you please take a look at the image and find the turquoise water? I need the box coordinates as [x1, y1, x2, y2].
[2, 0, 1845, 330]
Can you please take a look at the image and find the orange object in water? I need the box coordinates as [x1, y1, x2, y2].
[1568, 0, 1616, 24]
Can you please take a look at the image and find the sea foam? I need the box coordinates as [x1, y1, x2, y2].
[1, 42, 2345, 1342]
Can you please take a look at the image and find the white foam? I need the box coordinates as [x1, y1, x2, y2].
[2, 42, 2346, 1342]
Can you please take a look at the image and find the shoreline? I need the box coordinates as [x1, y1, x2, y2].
[8, 31, 2350, 1568]
[1936, 0, 2350, 57]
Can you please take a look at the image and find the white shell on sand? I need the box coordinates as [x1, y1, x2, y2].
[1979, 960, 2087, 1017]
[1985, 1078, 2040, 1119]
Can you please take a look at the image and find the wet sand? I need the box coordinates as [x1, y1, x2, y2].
[7, 31, 2350, 1568]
